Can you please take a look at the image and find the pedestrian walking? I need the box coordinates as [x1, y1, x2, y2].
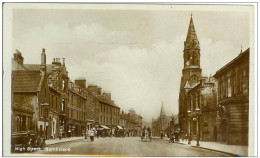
[189, 132, 193, 142]
[175, 130, 179, 142]
[90, 128, 95, 142]
[160, 130, 163, 139]
[85, 129, 88, 140]
[68, 128, 71, 139]
[59, 132, 62, 140]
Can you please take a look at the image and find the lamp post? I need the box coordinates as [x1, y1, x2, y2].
[187, 110, 191, 144]
[195, 107, 200, 146]
[41, 102, 49, 141]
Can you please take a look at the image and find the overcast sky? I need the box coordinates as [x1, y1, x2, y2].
[12, 6, 250, 121]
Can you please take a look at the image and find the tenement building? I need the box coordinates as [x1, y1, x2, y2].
[186, 77, 217, 141]
[44, 57, 69, 139]
[178, 16, 202, 134]
[87, 85, 121, 131]
[67, 80, 88, 137]
[213, 48, 249, 145]
[74, 79, 99, 129]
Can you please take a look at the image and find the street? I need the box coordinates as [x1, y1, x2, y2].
[33, 137, 233, 156]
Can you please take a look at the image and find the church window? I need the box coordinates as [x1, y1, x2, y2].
[191, 74, 197, 83]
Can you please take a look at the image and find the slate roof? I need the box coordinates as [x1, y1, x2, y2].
[24, 64, 53, 76]
[12, 70, 42, 92]
[214, 48, 250, 78]
[97, 95, 120, 108]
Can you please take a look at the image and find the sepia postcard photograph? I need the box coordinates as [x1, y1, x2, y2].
[2, 2, 257, 157]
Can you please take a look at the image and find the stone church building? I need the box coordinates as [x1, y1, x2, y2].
[178, 16, 202, 134]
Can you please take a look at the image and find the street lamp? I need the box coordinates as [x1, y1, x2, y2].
[187, 110, 191, 144]
[195, 107, 200, 146]
[41, 102, 49, 141]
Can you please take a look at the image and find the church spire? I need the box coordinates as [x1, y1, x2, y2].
[184, 15, 200, 50]
[160, 102, 165, 116]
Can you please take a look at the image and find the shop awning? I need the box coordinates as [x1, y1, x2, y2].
[100, 125, 110, 130]
[117, 126, 123, 130]
[86, 119, 96, 125]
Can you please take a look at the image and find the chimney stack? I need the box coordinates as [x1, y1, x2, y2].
[41, 48, 46, 66]
[62, 58, 65, 65]
[98, 87, 102, 95]
[13, 49, 24, 65]
[52, 57, 61, 65]
[103, 92, 111, 100]
[75, 79, 86, 88]
[88, 85, 101, 96]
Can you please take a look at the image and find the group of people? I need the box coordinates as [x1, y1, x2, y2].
[141, 127, 152, 140]
[160, 129, 181, 143]
[160, 129, 193, 143]
[84, 128, 96, 142]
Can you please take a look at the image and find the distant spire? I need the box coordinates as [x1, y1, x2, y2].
[240, 45, 243, 54]
[184, 15, 200, 50]
[160, 102, 166, 116]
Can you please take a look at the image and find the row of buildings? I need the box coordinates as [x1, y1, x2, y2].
[11, 49, 142, 139]
[178, 16, 249, 145]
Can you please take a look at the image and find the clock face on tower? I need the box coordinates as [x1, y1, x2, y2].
[186, 61, 190, 66]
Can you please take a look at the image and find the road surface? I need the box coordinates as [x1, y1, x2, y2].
[33, 137, 233, 156]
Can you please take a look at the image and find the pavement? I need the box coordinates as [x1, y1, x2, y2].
[176, 139, 248, 157]
[32, 137, 234, 156]
[45, 136, 84, 146]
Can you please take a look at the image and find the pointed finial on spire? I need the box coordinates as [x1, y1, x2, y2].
[240, 45, 243, 53]
[191, 13, 192, 17]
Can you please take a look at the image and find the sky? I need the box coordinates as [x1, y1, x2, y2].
[12, 6, 250, 121]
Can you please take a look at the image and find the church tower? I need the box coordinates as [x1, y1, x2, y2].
[178, 15, 202, 132]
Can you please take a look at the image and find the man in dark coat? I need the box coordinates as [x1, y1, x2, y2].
[160, 130, 163, 139]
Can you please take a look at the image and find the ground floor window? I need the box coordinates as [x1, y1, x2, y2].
[15, 114, 32, 131]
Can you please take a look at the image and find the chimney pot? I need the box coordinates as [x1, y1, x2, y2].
[42, 48, 45, 53]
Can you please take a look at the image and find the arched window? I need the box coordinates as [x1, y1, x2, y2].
[16, 116, 20, 131]
[191, 74, 197, 83]
[62, 79, 66, 91]
[62, 98, 65, 112]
